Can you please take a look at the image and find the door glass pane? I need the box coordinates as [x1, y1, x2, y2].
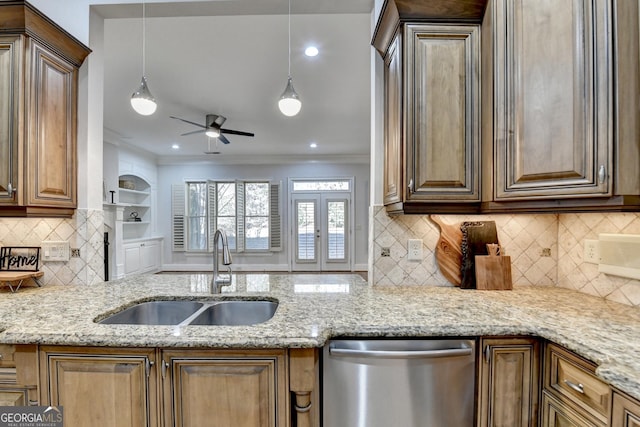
[297, 201, 315, 261]
[327, 201, 346, 260]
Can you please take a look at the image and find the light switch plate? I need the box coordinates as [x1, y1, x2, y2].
[407, 239, 423, 261]
[598, 233, 640, 280]
[41, 241, 70, 261]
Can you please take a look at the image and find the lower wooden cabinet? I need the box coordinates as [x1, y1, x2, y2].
[543, 343, 610, 426]
[38, 346, 302, 427]
[39, 347, 158, 427]
[612, 392, 640, 427]
[477, 337, 541, 427]
[161, 349, 288, 427]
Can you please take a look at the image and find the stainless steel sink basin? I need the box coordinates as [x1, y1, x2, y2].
[99, 301, 204, 325]
[98, 299, 277, 326]
[188, 301, 278, 326]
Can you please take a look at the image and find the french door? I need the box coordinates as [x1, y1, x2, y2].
[291, 193, 351, 271]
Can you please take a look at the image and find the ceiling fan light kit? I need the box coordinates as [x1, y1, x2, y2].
[278, 0, 301, 117]
[130, 0, 157, 116]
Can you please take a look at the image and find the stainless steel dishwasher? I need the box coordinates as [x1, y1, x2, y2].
[323, 338, 476, 427]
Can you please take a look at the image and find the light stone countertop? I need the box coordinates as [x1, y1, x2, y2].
[0, 272, 639, 400]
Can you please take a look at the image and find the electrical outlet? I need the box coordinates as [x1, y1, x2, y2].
[584, 239, 600, 264]
[407, 239, 423, 261]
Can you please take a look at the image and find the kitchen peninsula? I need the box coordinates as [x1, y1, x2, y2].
[0, 273, 639, 426]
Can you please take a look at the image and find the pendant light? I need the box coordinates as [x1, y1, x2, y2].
[278, 0, 302, 117]
[130, 0, 157, 116]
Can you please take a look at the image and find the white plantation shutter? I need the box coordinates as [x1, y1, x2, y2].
[269, 181, 282, 251]
[236, 181, 245, 252]
[171, 184, 185, 251]
[207, 181, 217, 252]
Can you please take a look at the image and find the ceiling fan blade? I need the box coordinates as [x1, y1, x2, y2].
[170, 116, 206, 129]
[218, 134, 232, 145]
[180, 129, 206, 136]
[221, 128, 255, 137]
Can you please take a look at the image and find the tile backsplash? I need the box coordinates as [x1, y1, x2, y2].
[370, 206, 640, 307]
[0, 209, 104, 286]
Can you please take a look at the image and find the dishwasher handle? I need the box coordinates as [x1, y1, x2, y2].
[329, 345, 473, 359]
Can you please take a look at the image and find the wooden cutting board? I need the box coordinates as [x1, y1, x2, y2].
[429, 215, 463, 286]
[460, 221, 499, 289]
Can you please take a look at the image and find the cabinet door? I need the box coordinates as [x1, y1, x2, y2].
[492, 0, 611, 200]
[124, 244, 141, 276]
[25, 39, 77, 208]
[40, 347, 157, 427]
[162, 349, 288, 427]
[140, 241, 159, 273]
[383, 32, 403, 206]
[0, 35, 21, 206]
[478, 337, 540, 427]
[612, 392, 640, 427]
[405, 24, 480, 202]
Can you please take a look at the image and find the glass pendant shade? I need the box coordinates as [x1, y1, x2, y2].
[278, 76, 302, 117]
[130, 76, 157, 116]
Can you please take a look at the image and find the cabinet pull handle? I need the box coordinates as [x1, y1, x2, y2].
[7, 182, 16, 196]
[161, 360, 169, 379]
[598, 165, 606, 185]
[564, 379, 585, 394]
[484, 345, 491, 363]
[408, 179, 414, 192]
[145, 358, 154, 378]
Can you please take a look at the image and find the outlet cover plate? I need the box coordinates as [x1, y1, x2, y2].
[407, 239, 423, 261]
[584, 239, 600, 264]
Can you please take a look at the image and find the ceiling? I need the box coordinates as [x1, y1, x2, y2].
[100, 0, 374, 164]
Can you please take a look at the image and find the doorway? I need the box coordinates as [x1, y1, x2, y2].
[290, 179, 353, 271]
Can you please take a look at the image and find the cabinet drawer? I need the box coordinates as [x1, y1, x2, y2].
[544, 343, 610, 423]
[541, 391, 604, 427]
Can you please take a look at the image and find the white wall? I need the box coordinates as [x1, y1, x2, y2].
[158, 162, 370, 271]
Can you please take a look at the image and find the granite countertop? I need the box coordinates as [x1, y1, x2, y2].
[0, 272, 639, 400]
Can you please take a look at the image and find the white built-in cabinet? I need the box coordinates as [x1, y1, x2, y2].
[123, 238, 161, 276]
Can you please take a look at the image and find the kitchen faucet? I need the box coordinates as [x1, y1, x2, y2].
[211, 229, 233, 293]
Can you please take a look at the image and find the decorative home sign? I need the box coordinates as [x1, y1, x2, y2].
[0, 247, 41, 272]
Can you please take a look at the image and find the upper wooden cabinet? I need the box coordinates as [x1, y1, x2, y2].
[374, 0, 640, 214]
[0, 1, 90, 217]
[374, 8, 482, 214]
[482, 0, 640, 212]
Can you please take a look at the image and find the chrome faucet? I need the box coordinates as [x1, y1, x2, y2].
[211, 229, 233, 293]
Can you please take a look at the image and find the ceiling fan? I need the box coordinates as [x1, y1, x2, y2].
[170, 114, 255, 145]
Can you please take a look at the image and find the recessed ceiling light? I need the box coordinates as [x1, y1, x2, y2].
[171, 144, 180, 150]
[305, 46, 319, 57]
[309, 142, 318, 149]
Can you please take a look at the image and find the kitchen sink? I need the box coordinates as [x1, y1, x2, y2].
[99, 301, 204, 325]
[188, 301, 279, 326]
[98, 299, 278, 326]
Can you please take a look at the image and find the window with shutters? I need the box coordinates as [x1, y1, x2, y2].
[172, 180, 282, 253]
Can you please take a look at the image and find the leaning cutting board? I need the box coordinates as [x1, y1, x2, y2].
[429, 215, 463, 286]
[460, 221, 499, 289]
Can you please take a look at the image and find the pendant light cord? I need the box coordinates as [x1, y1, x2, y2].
[287, 0, 291, 78]
[142, 0, 146, 76]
